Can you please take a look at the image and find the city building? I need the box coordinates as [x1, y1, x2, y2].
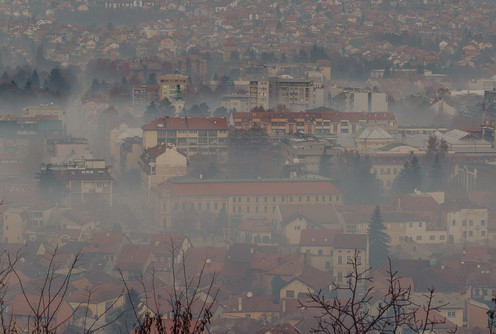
[139, 143, 187, 203]
[158, 74, 189, 102]
[132, 85, 159, 105]
[249, 77, 314, 111]
[232, 111, 397, 136]
[43, 159, 113, 207]
[142, 116, 228, 157]
[23, 103, 66, 128]
[151, 177, 343, 230]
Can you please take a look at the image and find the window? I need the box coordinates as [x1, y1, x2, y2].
[337, 272, 343, 282]
[299, 196, 302, 202]
[462, 220, 467, 226]
[295, 226, 300, 230]
[247, 207, 250, 213]
[322, 196, 325, 201]
[247, 197, 250, 203]
[416, 236, 422, 241]
[233, 197, 236, 203]
[214, 203, 218, 210]
[469, 220, 473, 226]
[336, 195, 340, 202]
[326, 261, 331, 269]
[452, 220, 456, 226]
[206, 203, 210, 210]
[316, 196, 319, 202]
[469, 231, 473, 237]
[440, 235, 445, 240]
[448, 311, 456, 317]
[338, 256, 342, 265]
[264, 197, 268, 202]
[482, 230, 486, 236]
[307, 196, 310, 202]
[264, 207, 267, 213]
[429, 236, 435, 241]
[286, 290, 295, 298]
[481, 220, 486, 226]
[318, 249, 323, 256]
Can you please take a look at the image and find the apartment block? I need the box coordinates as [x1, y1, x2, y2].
[142, 116, 228, 157]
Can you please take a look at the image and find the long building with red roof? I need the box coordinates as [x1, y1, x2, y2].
[142, 116, 228, 157]
[151, 176, 343, 230]
[231, 110, 397, 136]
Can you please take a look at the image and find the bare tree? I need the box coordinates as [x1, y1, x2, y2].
[119, 239, 218, 334]
[488, 297, 496, 334]
[4, 245, 123, 334]
[299, 250, 456, 334]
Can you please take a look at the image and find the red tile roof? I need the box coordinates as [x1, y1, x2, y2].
[142, 116, 228, 131]
[158, 179, 342, 197]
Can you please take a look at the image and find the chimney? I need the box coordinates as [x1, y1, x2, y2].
[238, 297, 242, 312]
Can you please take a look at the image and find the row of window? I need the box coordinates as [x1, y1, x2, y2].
[452, 219, 485, 226]
[232, 195, 340, 203]
[172, 202, 226, 211]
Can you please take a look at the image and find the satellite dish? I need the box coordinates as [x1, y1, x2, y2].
[247, 292, 253, 298]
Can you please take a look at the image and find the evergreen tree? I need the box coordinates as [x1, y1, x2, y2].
[409, 155, 422, 191]
[395, 160, 411, 193]
[30, 69, 40, 88]
[23, 78, 32, 90]
[271, 275, 286, 304]
[318, 149, 332, 178]
[429, 154, 443, 191]
[368, 206, 389, 269]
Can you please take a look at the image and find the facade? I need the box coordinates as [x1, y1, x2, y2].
[158, 74, 189, 102]
[232, 111, 397, 136]
[142, 116, 228, 157]
[132, 85, 159, 105]
[46, 137, 92, 162]
[282, 136, 335, 174]
[446, 208, 488, 244]
[2, 208, 28, 243]
[152, 177, 343, 230]
[47, 159, 113, 207]
[23, 103, 66, 128]
[221, 94, 250, 113]
[139, 144, 187, 203]
[248, 77, 314, 111]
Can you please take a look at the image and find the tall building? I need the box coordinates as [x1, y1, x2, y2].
[142, 116, 228, 157]
[158, 74, 189, 102]
[42, 159, 113, 207]
[249, 77, 314, 111]
[132, 85, 159, 105]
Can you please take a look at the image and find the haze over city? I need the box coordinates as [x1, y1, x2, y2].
[0, 0, 496, 333]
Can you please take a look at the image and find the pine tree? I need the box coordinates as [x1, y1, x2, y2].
[368, 206, 389, 270]
[31, 69, 40, 88]
[429, 153, 443, 191]
[409, 155, 422, 191]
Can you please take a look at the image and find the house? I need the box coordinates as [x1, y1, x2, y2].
[8, 294, 74, 332]
[274, 204, 342, 246]
[279, 265, 331, 300]
[67, 282, 125, 322]
[115, 243, 156, 281]
[223, 295, 280, 324]
[236, 218, 272, 244]
[84, 232, 130, 265]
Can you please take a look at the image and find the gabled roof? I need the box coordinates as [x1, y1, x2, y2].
[299, 229, 341, 246]
[278, 204, 341, 227]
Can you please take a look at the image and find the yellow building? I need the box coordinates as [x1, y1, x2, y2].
[23, 103, 66, 128]
[232, 111, 398, 136]
[142, 116, 228, 157]
[151, 177, 343, 230]
[158, 74, 189, 102]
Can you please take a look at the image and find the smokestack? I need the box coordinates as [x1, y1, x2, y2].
[238, 297, 242, 311]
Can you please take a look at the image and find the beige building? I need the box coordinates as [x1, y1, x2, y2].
[142, 117, 228, 157]
[139, 144, 187, 203]
[221, 94, 250, 113]
[353, 126, 396, 153]
[158, 74, 189, 102]
[249, 77, 314, 111]
[447, 208, 488, 244]
[2, 208, 27, 243]
[152, 177, 343, 230]
[23, 103, 66, 128]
